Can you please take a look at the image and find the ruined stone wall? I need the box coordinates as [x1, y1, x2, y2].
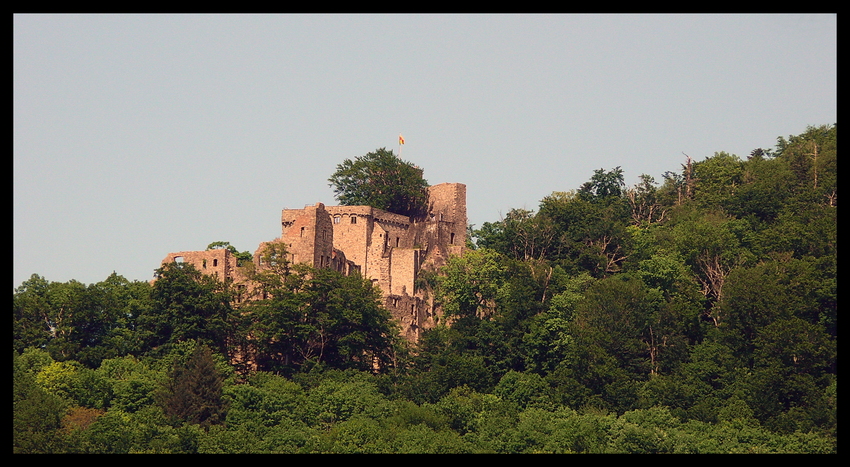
[427, 183, 467, 261]
[367, 225, 389, 290]
[330, 248, 355, 275]
[160, 249, 236, 282]
[325, 206, 376, 275]
[389, 247, 420, 296]
[375, 212, 413, 249]
[159, 182, 467, 343]
[385, 293, 433, 342]
[281, 203, 334, 268]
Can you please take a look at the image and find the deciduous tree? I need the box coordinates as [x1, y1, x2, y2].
[328, 148, 430, 217]
[141, 262, 236, 357]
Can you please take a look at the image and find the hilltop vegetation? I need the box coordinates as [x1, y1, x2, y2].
[14, 125, 836, 453]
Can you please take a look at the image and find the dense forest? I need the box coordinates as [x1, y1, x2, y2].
[14, 125, 836, 453]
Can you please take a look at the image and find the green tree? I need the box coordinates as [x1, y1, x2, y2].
[566, 274, 687, 412]
[626, 174, 668, 226]
[774, 124, 836, 203]
[300, 373, 392, 429]
[206, 241, 253, 266]
[522, 272, 594, 374]
[609, 407, 678, 453]
[14, 275, 54, 354]
[14, 351, 67, 453]
[537, 189, 631, 277]
[434, 248, 507, 320]
[141, 262, 236, 357]
[725, 155, 794, 224]
[579, 167, 626, 201]
[313, 416, 390, 453]
[157, 344, 228, 428]
[573, 276, 660, 375]
[13, 274, 151, 367]
[97, 356, 159, 413]
[13, 276, 91, 362]
[721, 258, 835, 355]
[690, 151, 745, 210]
[388, 420, 472, 453]
[222, 372, 306, 432]
[473, 209, 557, 261]
[81, 273, 153, 365]
[494, 371, 553, 410]
[671, 209, 755, 326]
[243, 261, 399, 374]
[35, 360, 112, 410]
[328, 147, 430, 217]
[406, 330, 495, 404]
[303, 267, 400, 372]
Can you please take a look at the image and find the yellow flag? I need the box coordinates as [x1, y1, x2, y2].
[399, 134, 405, 145]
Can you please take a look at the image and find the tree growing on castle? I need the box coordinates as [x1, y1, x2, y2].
[206, 241, 253, 267]
[328, 148, 430, 218]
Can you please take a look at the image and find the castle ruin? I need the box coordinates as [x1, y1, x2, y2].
[160, 183, 467, 341]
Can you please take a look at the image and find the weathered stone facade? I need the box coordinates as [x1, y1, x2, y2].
[160, 182, 467, 342]
[161, 249, 239, 283]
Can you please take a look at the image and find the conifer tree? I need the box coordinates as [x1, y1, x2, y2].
[158, 344, 227, 428]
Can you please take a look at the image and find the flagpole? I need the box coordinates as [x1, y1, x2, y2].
[398, 134, 404, 157]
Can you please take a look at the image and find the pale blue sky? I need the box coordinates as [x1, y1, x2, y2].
[14, 14, 837, 288]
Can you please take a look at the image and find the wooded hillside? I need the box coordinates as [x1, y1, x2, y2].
[14, 125, 836, 453]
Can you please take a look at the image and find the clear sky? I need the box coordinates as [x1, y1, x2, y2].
[14, 14, 837, 288]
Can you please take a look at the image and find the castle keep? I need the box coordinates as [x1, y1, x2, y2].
[161, 183, 467, 341]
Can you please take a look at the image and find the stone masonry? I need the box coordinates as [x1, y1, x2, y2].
[160, 183, 467, 342]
